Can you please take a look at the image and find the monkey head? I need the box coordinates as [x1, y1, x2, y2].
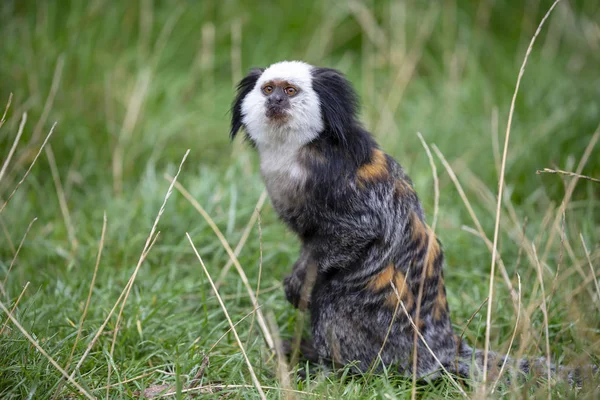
[230, 61, 359, 149]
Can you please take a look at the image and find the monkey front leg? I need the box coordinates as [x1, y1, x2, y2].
[284, 247, 318, 310]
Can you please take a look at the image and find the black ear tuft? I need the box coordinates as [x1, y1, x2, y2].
[311, 68, 359, 146]
[230, 68, 264, 140]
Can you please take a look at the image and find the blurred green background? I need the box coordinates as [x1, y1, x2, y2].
[1, 0, 599, 398]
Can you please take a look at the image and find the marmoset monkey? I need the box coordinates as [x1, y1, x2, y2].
[230, 61, 597, 386]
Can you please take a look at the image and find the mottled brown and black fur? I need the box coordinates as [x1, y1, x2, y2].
[230, 62, 598, 386]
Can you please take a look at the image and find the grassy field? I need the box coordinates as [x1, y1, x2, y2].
[1, 0, 599, 398]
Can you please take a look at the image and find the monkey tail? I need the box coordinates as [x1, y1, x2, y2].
[452, 337, 599, 388]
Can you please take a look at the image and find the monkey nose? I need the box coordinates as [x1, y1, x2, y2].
[271, 95, 284, 104]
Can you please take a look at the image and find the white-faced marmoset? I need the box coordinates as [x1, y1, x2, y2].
[229, 61, 597, 387]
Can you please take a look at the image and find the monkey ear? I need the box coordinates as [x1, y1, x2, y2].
[230, 68, 264, 140]
[311, 68, 359, 146]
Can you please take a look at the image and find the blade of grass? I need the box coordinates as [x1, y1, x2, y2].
[186, 233, 266, 400]
[152, 384, 322, 399]
[0, 216, 16, 254]
[207, 305, 263, 355]
[1, 217, 37, 300]
[0, 92, 12, 130]
[432, 145, 519, 312]
[0, 122, 57, 214]
[579, 233, 600, 307]
[457, 296, 489, 352]
[66, 213, 107, 368]
[417, 132, 439, 232]
[536, 168, 600, 184]
[111, 69, 151, 195]
[244, 209, 264, 349]
[482, 0, 562, 386]
[45, 144, 78, 253]
[0, 112, 27, 184]
[491, 274, 522, 393]
[0, 281, 30, 335]
[541, 125, 600, 263]
[532, 245, 552, 398]
[215, 190, 267, 289]
[91, 369, 159, 392]
[30, 55, 64, 145]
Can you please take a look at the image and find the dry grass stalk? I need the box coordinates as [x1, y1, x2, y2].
[411, 231, 436, 399]
[245, 210, 264, 350]
[111, 69, 151, 194]
[482, 0, 563, 386]
[45, 144, 78, 253]
[215, 190, 267, 289]
[0, 216, 16, 254]
[106, 150, 189, 394]
[0, 299, 95, 400]
[416, 132, 439, 232]
[411, 132, 441, 400]
[207, 306, 263, 355]
[265, 312, 294, 400]
[186, 233, 267, 400]
[547, 211, 566, 302]
[150, 383, 322, 399]
[531, 245, 552, 398]
[392, 282, 467, 397]
[541, 124, 600, 263]
[537, 168, 600, 184]
[491, 274, 522, 393]
[167, 176, 276, 352]
[432, 145, 519, 312]
[187, 354, 210, 390]
[0, 112, 27, 183]
[1, 217, 37, 300]
[66, 212, 107, 368]
[455, 162, 543, 278]
[0, 281, 30, 335]
[579, 234, 600, 307]
[0, 92, 12, 130]
[0, 122, 57, 214]
[92, 369, 160, 392]
[30, 55, 64, 145]
[491, 107, 500, 178]
[457, 296, 489, 351]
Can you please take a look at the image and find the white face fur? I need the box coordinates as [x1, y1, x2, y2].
[240, 61, 324, 149]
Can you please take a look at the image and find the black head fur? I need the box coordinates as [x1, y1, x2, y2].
[311, 67, 374, 167]
[310, 68, 360, 147]
[230, 68, 264, 140]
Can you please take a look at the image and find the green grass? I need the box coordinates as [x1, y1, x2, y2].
[1, 0, 599, 398]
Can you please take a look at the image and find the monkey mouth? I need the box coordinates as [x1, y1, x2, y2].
[265, 106, 289, 121]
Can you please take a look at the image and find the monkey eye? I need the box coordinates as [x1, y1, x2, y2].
[262, 85, 273, 95]
[285, 87, 297, 96]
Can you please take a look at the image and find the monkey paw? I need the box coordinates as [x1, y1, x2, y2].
[284, 273, 311, 310]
